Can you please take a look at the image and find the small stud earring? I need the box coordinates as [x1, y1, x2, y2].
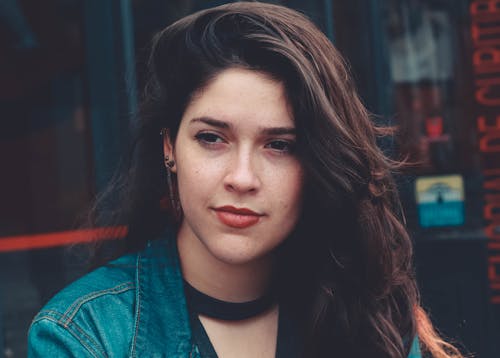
[164, 155, 175, 169]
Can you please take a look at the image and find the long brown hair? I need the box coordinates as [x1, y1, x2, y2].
[88, 2, 464, 357]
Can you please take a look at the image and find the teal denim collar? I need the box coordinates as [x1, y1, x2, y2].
[131, 230, 193, 357]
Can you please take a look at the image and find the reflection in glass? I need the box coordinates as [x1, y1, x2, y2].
[384, 0, 467, 173]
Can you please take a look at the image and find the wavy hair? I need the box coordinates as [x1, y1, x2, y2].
[87, 2, 464, 357]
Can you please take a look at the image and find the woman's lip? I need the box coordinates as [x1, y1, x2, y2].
[215, 211, 261, 228]
[213, 206, 264, 228]
[214, 206, 263, 216]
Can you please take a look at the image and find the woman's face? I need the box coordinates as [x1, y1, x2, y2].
[166, 68, 304, 266]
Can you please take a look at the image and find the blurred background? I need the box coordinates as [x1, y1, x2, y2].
[0, 0, 499, 356]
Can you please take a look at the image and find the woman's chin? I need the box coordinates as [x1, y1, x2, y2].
[205, 240, 271, 266]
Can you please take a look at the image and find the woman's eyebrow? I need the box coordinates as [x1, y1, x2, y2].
[261, 127, 296, 136]
[189, 116, 296, 135]
[190, 117, 230, 129]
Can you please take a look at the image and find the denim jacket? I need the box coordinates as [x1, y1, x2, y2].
[28, 231, 422, 357]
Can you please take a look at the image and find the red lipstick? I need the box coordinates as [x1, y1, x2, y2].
[213, 206, 263, 229]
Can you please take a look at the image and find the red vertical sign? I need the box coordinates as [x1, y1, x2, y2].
[470, 0, 500, 304]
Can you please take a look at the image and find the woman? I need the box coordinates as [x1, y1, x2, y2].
[28, 2, 464, 357]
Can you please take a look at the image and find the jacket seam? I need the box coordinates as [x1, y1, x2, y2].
[61, 281, 134, 321]
[129, 252, 142, 357]
[60, 281, 135, 326]
[60, 281, 133, 320]
[32, 313, 106, 358]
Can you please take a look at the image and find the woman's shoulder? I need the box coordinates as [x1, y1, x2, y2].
[32, 233, 178, 321]
[28, 252, 140, 357]
[28, 235, 190, 357]
[408, 335, 423, 358]
[35, 251, 139, 318]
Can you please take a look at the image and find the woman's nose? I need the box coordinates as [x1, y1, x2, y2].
[223, 151, 261, 194]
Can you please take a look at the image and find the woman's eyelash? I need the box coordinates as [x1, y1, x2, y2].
[266, 140, 295, 153]
[195, 133, 295, 154]
[195, 132, 224, 144]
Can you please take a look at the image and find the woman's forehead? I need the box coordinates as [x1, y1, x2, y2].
[182, 68, 295, 130]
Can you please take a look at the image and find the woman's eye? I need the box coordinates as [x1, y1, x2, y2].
[266, 140, 295, 153]
[195, 132, 224, 144]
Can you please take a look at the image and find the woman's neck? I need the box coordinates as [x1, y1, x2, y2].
[176, 227, 275, 303]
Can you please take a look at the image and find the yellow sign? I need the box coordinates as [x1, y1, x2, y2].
[415, 175, 465, 227]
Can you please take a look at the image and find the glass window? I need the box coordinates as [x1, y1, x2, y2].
[384, 0, 476, 174]
[381, 0, 485, 233]
[333, 1, 500, 356]
[0, 1, 91, 356]
[334, 0, 484, 233]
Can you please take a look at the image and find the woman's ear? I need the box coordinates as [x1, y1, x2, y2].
[162, 129, 177, 173]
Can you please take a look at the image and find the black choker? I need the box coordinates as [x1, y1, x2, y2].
[183, 280, 276, 321]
